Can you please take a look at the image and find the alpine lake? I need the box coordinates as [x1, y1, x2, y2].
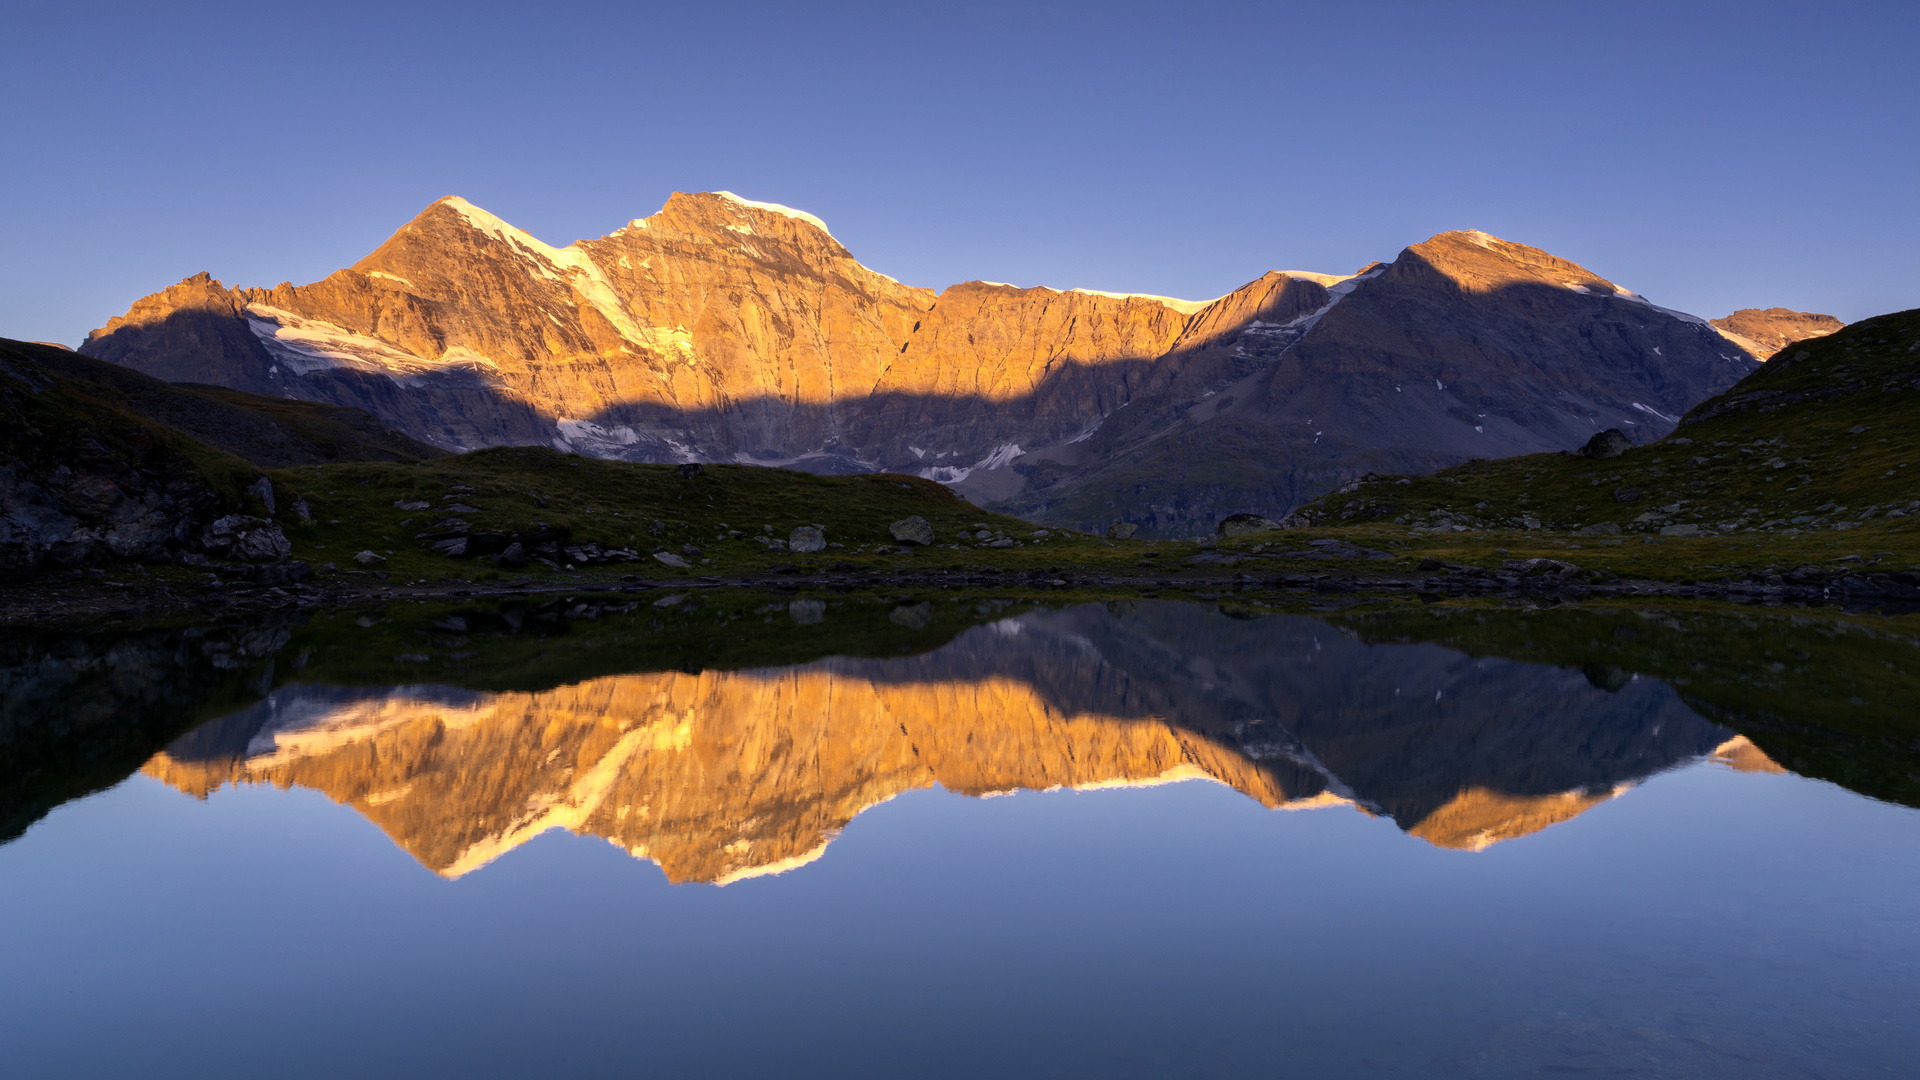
[3, 585, 1915, 1079]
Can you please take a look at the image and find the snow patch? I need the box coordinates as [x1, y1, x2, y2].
[919, 442, 1024, 486]
[1631, 402, 1679, 424]
[710, 191, 832, 237]
[1068, 288, 1213, 315]
[245, 305, 497, 381]
[366, 270, 415, 288]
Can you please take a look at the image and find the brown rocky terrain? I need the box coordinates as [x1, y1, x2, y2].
[1709, 307, 1845, 359]
[85, 197, 1766, 533]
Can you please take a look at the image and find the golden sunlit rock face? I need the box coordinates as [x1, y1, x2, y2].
[84, 194, 1198, 464]
[144, 669, 1298, 884]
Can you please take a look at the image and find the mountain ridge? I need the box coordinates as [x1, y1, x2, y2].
[83, 194, 1810, 533]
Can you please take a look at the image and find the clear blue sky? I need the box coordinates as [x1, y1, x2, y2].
[4, 0, 1915, 346]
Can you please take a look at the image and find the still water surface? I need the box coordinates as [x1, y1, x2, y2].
[1, 600, 1914, 1077]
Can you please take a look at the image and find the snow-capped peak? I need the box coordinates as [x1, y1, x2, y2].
[711, 191, 832, 237]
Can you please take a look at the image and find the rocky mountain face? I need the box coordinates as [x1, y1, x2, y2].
[86, 196, 1767, 534]
[143, 602, 1739, 881]
[1710, 307, 1845, 359]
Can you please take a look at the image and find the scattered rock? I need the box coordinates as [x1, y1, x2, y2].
[652, 551, 691, 568]
[675, 463, 703, 478]
[788, 599, 826, 624]
[889, 515, 935, 545]
[291, 498, 314, 522]
[1577, 429, 1634, 459]
[1659, 523, 1702, 537]
[353, 550, 386, 566]
[1575, 522, 1623, 536]
[789, 525, 827, 553]
[1218, 513, 1282, 538]
[1106, 521, 1138, 540]
[393, 499, 430, 511]
[1612, 487, 1640, 504]
[247, 477, 276, 515]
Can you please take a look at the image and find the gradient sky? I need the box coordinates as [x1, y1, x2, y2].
[4, 0, 1915, 346]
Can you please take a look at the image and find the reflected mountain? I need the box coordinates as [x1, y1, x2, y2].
[144, 603, 1767, 882]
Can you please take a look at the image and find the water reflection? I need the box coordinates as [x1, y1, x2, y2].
[142, 603, 1773, 882]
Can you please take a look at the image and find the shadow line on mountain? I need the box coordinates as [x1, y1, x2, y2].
[86, 274, 1757, 529]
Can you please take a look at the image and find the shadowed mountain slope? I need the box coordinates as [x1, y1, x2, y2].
[1289, 307, 1919, 537]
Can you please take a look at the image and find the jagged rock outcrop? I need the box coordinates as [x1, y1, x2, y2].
[85, 198, 1765, 533]
[1710, 307, 1845, 359]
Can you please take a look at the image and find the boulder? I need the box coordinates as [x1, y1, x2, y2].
[1577, 428, 1634, 459]
[1106, 521, 1138, 540]
[247, 476, 276, 515]
[201, 515, 291, 562]
[889, 516, 935, 545]
[1612, 487, 1640, 504]
[353, 549, 386, 566]
[495, 542, 527, 569]
[1218, 513, 1282, 538]
[675, 463, 703, 479]
[652, 550, 691, 568]
[789, 525, 826, 553]
[788, 599, 826, 625]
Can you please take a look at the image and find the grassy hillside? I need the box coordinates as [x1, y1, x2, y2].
[1287, 309, 1919, 539]
[267, 447, 1098, 581]
[0, 338, 442, 467]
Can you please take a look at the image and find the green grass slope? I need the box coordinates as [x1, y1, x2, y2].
[269, 447, 1100, 581]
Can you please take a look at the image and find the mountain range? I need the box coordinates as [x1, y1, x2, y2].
[80, 193, 1836, 534]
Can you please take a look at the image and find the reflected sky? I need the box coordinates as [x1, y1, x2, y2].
[0, 601, 1914, 1078]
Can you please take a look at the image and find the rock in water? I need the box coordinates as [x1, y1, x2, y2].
[788, 526, 826, 553]
[1577, 429, 1634, 459]
[353, 550, 386, 566]
[652, 551, 691, 568]
[1217, 513, 1282, 538]
[889, 602, 933, 628]
[1106, 521, 1138, 539]
[889, 516, 934, 545]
